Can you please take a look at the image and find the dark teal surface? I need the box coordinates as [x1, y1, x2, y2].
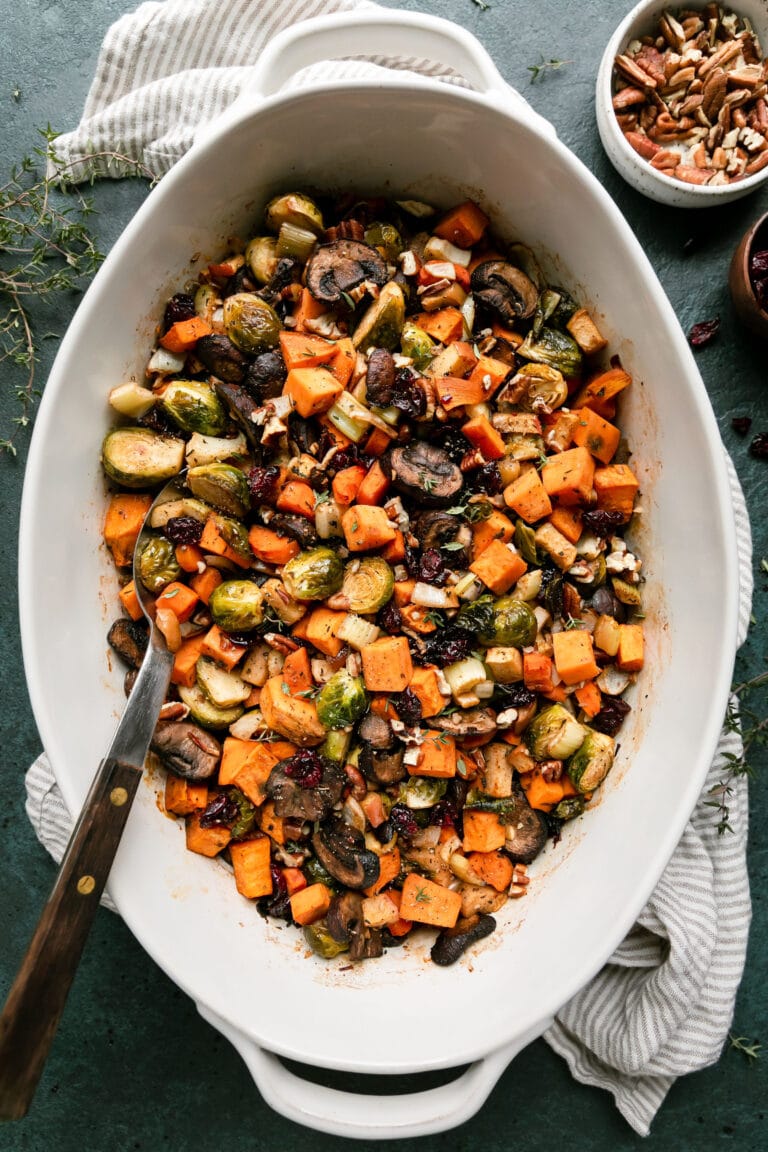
[0, 2, 766, 1148]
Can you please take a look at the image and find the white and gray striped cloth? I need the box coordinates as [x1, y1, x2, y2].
[28, 0, 753, 1135]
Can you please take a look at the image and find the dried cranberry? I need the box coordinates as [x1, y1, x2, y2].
[688, 318, 720, 348]
[749, 248, 768, 278]
[163, 292, 197, 330]
[544, 812, 564, 843]
[200, 793, 239, 828]
[378, 601, 402, 634]
[391, 688, 422, 727]
[731, 416, 752, 436]
[464, 461, 502, 495]
[430, 799, 458, 828]
[582, 509, 625, 536]
[162, 516, 204, 546]
[749, 432, 768, 459]
[417, 548, 448, 586]
[416, 625, 474, 667]
[137, 406, 177, 436]
[270, 863, 288, 895]
[221, 629, 256, 647]
[329, 446, 360, 473]
[257, 865, 291, 921]
[391, 368, 426, 419]
[434, 425, 472, 464]
[283, 749, 324, 788]
[247, 465, 281, 504]
[591, 696, 631, 736]
[493, 683, 536, 709]
[388, 803, 419, 837]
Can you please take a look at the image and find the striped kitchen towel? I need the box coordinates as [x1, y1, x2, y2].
[27, 0, 753, 1135]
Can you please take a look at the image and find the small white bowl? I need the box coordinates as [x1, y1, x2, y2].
[596, 0, 768, 206]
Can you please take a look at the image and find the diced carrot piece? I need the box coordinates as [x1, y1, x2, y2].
[332, 465, 366, 507]
[201, 624, 247, 671]
[523, 651, 555, 693]
[328, 337, 356, 387]
[593, 464, 639, 520]
[247, 525, 300, 566]
[185, 812, 231, 857]
[361, 635, 413, 691]
[276, 479, 316, 519]
[305, 607, 347, 657]
[541, 447, 595, 507]
[384, 888, 414, 936]
[552, 630, 600, 686]
[260, 678, 326, 746]
[290, 883, 332, 926]
[155, 581, 200, 623]
[164, 776, 208, 816]
[617, 623, 644, 672]
[284, 366, 343, 418]
[282, 646, 313, 696]
[467, 851, 514, 892]
[342, 505, 397, 551]
[434, 199, 489, 248]
[575, 681, 602, 718]
[363, 426, 391, 456]
[469, 539, 527, 595]
[571, 367, 632, 413]
[547, 506, 583, 545]
[462, 810, 506, 853]
[381, 529, 406, 563]
[230, 837, 273, 899]
[503, 469, 553, 523]
[519, 769, 577, 811]
[171, 633, 208, 688]
[355, 460, 390, 506]
[200, 515, 251, 568]
[466, 355, 512, 392]
[409, 730, 456, 778]
[462, 415, 505, 460]
[317, 415, 352, 450]
[400, 874, 461, 928]
[364, 847, 401, 896]
[490, 321, 524, 347]
[571, 408, 621, 465]
[175, 543, 204, 573]
[471, 510, 515, 560]
[282, 867, 308, 896]
[435, 375, 495, 411]
[294, 287, 328, 332]
[408, 666, 448, 718]
[393, 579, 416, 607]
[118, 580, 144, 622]
[189, 565, 223, 605]
[399, 604, 437, 634]
[103, 494, 152, 567]
[279, 331, 337, 370]
[414, 308, 464, 344]
[160, 317, 212, 353]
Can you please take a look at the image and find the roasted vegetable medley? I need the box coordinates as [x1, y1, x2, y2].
[103, 191, 645, 966]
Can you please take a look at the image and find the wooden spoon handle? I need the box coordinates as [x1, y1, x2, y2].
[0, 756, 142, 1120]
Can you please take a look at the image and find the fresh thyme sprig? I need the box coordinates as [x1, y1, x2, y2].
[728, 1034, 762, 1063]
[706, 669, 768, 834]
[528, 57, 571, 84]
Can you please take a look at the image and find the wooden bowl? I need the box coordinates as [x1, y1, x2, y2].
[730, 211, 768, 340]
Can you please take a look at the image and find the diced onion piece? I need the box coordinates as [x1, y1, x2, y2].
[423, 260, 456, 281]
[444, 657, 487, 698]
[424, 235, 472, 267]
[453, 572, 484, 601]
[229, 709, 268, 740]
[147, 347, 186, 375]
[396, 200, 436, 218]
[155, 607, 181, 653]
[460, 293, 476, 339]
[185, 431, 248, 468]
[337, 613, 380, 651]
[474, 680, 495, 699]
[515, 570, 543, 601]
[108, 381, 157, 418]
[449, 853, 484, 884]
[315, 497, 344, 539]
[411, 582, 459, 609]
[276, 222, 317, 262]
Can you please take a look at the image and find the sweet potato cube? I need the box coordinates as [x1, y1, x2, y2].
[342, 505, 397, 551]
[571, 367, 631, 413]
[547, 506, 583, 545]
[219, 737, 275, 793]
[118, 580, 144, 622]
[415, 307, 464, 344]
[284, 366, 343, 418]
[393, 579, 416, 606]
[519, 769, 577, 811]
[155, 581, 200, 622]
[189, 565, 223, 605]
[294, 287, 328, 332]
[469, 539, 527, 595]
[171, 633, 208, 688]
[552, 630, 600, 686]
[103, 494, 152, 567]
[282, 646, 313, 695]
[575, 681, 602, 718]
[566, 308, 608, 355]
[523, 651, 555, 694]
[466, 355, 512, 391]
[435, 375, 493, 411]
[617, 623, 644, 672]
[503, 468, 553, 523]
[471, 510, 515, 560]
[355, 460, 390, 506]
[329, 337, 356, 387]
[185, 812, 231, 857]
[361, 635, 413, 692]
[593, 464, 639, 520]
[400, 874, 462, 928]
[408, 666, 449, 718]
[247, 525, 300, 566]
[201, 625, 246, 671]
[282, 867, 307, 896]
[462, 415, 506, 460]
[164, 776, 208, 816]
[290, 883, 332, 926]
[200, 515, 251, 568]
[276, 479, 316, 519]
[332, 465, 366, 507]
[409, 730, 456, 779]
[279, 331, 337, 370]
[160, 316, 212, 353]
[434, 200, 489, 248]
[258, 800, 286, 845]
[571, 408, 621, 465]
[541, 447, 595, 506]
[305, 607, 347, 657]
[467, 851, 514, 892]
[364, 847, 401, 897]
[260, 676, 326, 746]
[230, 837, 273, 899]
[462, 810, 506, 853]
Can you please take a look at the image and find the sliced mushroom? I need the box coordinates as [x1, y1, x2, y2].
[268, 513, 319, 550]
[213, 379, 263, 452]
[243, 350, 287, 404]
[150, 721, 221, 781]
[430, 914, 497, 966]
[350, 925, 383, 961]
[503, 783, 548, 864]
[358, 742, 406, 786]
[312, 818, 381, 890]
[459, 884, 507, 918]
[306, 240, 388, 309]
[470, 260, 539, 324]
[365, 348, 396, 406]
[195, 334, 247, 384]
[326, 891, 365, 944]
[358, 711, 396, 750]
[429, 707, 497, 740]
[265, 759, 345, 822]
[387, 442, 463, 508]
[258, 257, 300, 306]
[107, 618, 148, 669]
[412, 511, 472, 556]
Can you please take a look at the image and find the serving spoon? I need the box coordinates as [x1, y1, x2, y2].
[0, 478, 185, 1120]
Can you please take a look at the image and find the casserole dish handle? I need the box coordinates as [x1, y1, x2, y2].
[196, 8, 556, 142]
[198, 1004, 550, 1139]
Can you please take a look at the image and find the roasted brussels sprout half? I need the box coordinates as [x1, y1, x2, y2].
[228, 787, 259, 839]
[138, 535, 181, 592]
[352, 281, 406, 352]
[208, 580, 264, 631]
[456, 594, 496, 643]
[526, 704, 587, 762]
[321, 728, 353, 764]
[398, 777, 448, 809]
[552, 795, 586, 821]
[187, 462, 251, 518]
[503, 363, 569, 412]
[101, 427, 185, 488]
[316, 670, 368, 730]
[568, 729, 616, 792]
[245, 236, 278, 284]
[282, 546, 344, 601]
[160, 380, 227, 436]
[491, 597, 537, 647]
[338, 557, 394, 613]
[207, 511, 252, 565]
[148, 496, 212, 529]
[400, 321, 435, 370]
[177, 683, 244, 729]
[304, 922, 349, 959]
[196, 656, 251, 708]
[548, 286, 579, 329]
[517, 326, 583, 379]
[223, 292, 281, 354]
[514, 520, 540, 565]
[365, 221, 403, 261]
[265, 192, 324, 237]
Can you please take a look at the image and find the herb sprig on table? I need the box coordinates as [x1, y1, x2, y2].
[0, 126, 153, 454]
[708, 667, 768, 835]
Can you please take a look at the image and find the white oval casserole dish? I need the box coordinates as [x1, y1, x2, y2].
[18, 9, 739, 1140]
